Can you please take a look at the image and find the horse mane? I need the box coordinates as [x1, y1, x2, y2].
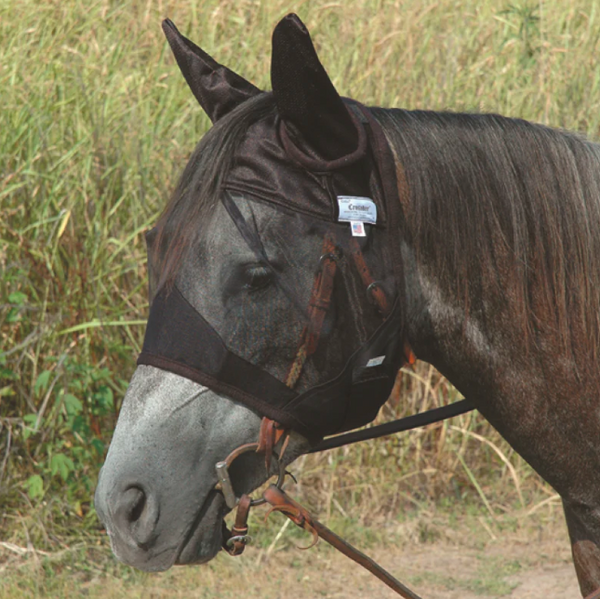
[373, 107, 600, 355]
[152, 93, 278, 290]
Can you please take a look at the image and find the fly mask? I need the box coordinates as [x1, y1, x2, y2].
[138, 15, 408, 443]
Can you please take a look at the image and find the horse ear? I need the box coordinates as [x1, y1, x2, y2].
[271, 14, 359, 161]
[162, 19, 261, 123]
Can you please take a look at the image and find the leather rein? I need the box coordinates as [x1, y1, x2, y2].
[212, 232, 475, 599]
[218, 417, 423, 599]
[218, 416, 600, 599]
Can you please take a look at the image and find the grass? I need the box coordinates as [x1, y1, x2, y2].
[0, 496, 570, 598]
[1, 0, 599, 589]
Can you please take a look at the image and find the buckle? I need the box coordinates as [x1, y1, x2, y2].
[214, 420, 290, 510]
[225, 534, 252, 548]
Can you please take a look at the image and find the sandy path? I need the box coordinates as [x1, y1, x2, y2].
[66, 533, 580, 599]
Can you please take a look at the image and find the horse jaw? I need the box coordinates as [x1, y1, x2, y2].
[94, 365, 310, 571]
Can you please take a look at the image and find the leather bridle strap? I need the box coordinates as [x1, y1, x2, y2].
[220, 418, 290, 555]
[257, 417, 288, 473]
[348, 236, 390, 316]
[285, 231, 338, 388]
[310, 397, 476, 452]
[220, 406, 473, 597]
[263, 484, 423, 599]
[348, 236, 416, 365]
[222, 494, 252, 556]
[285, 229, 415, 389]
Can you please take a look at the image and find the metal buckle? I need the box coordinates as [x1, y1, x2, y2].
[319, 249, 341, 268]
[225, 534, 252, 548]
[215, 442, 287, 510]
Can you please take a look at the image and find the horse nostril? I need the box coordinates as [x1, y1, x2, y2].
[125, 486, 146, 523]
[116, 485, 159, 547]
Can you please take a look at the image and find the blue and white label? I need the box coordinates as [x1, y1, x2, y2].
[366, 355, 386, 368]
[337, 196, 377, 225]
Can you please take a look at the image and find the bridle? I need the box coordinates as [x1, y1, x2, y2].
[216, 228, 393, 552]
[209, 179, 600, 599]
[207, 112, 600, 597]
[217, 414, 427, 599]
[206, 100, 488, 595]
[284, 229, 407, 388]
[216, 418, 290, 556]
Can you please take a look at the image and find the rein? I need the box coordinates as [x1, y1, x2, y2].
[217, 396, 474, 599]
[217, 403, 472, 599]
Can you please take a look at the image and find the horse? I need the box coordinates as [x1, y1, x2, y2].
[94, 14, 600, 597]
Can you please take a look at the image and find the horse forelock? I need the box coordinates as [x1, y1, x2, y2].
[151, 93, 278, 293]
[373, 107, 600, 359]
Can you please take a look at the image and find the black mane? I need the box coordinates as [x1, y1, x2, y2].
[374, 107, 600, 353]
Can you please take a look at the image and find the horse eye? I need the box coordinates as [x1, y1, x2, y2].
[242, 264, 272, 291]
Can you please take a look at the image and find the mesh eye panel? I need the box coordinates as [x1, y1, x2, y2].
[219, 192, 394, 389]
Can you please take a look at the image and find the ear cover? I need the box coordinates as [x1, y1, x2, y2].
[162, 19, 261, 122]
[271, 14, 359, 161]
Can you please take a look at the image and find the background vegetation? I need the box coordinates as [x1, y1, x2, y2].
[1, 0, 599, 595]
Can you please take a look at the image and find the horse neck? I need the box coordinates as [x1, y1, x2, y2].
[400, 241, 499, 395]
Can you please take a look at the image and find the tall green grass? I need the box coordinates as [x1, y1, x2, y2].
[1, 0, 599, 553]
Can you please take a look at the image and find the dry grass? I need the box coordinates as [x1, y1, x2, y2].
[0, 494, 573, 598]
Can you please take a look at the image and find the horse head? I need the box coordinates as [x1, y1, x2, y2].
[94, 14, 407, 571]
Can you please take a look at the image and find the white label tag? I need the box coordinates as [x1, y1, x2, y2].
[337, 196, 377, 224]
[350, 221, 366, 237]
[366, 355, 386, 368]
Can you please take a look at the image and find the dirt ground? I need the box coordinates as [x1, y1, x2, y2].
[180, 532, 580, 599]
[0, 507, 582, 598]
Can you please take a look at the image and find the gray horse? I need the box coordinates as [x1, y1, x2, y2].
[95, 15, 600, 598]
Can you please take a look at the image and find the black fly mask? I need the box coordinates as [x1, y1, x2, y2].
[138, 15, 407, 442]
